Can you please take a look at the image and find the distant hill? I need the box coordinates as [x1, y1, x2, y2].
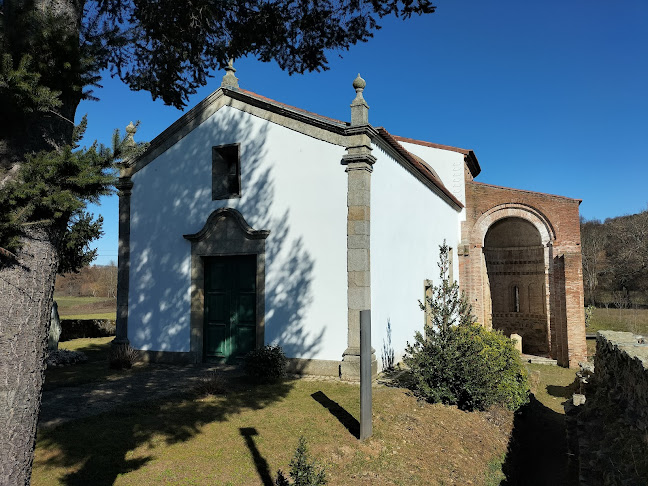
[581, 209, 648, 307]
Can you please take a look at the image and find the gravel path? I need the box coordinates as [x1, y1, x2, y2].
[38, 364, 243, 430]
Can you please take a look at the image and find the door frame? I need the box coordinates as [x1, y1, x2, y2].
[184, 208, 269, 363]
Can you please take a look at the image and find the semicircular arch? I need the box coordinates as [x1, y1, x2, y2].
[473, 203, 556, 246]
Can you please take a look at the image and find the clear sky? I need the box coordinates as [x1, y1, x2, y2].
[78, 0, 648, 266]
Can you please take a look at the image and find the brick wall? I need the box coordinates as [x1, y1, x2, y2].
[460, 181, 587, 367]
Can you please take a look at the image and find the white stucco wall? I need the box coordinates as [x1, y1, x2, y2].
[371, 144, 462, 369]
[128, 104, 348, 361]
[397, 141, 467, 207]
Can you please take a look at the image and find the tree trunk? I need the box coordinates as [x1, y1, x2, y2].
[0, 227, 59, 485]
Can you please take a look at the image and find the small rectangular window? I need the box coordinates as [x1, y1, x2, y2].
[212, 144, 241, 200]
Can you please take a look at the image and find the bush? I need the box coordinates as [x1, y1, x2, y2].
[404, 323, 529, 411]
[108, 344, 139, 370]
[194, 371, 226, 397]
[46, 349, 88, 367]
[404, 241, 529, 412]
[276, 436, 327, 486]
[244, 345, 287, 382]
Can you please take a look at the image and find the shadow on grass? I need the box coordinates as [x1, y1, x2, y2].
[44, 339, 131, 391]
[501, 394, 577, 486]
[546, 384, 576, 399]
[240, 427, 274, 486]
[37, 379, 295, 485]
[311, 391, 359, 439]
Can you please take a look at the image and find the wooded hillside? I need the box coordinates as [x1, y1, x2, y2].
[581, 209, 648, 307]
[55, 263, 117, 298]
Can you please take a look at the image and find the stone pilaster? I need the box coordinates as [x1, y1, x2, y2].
[113, 176, 133, 347]
[340, 74, 377, 380]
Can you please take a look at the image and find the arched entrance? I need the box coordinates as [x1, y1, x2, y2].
[483, 217, 549, 355]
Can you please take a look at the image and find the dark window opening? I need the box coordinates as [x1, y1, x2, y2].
[512, 285, 520, 313]
[212, 144, 241, 199]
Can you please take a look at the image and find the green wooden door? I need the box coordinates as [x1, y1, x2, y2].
[204, 255, 257, 362]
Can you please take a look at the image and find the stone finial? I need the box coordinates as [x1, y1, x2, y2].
[353, 73, 366, 91]
[350, 73, 369, 126]
[221, 59, 239, 89]
[124, 121, 137, 147]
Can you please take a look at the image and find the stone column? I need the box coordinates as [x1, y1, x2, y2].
[340, 75, 377, 380]
[113, 176, 133, 347]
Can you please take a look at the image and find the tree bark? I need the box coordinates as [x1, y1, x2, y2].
[1, 1, 82, 482]
[0, 227, 59, 485]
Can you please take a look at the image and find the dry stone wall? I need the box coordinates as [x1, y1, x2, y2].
[571, 331, 648, 485]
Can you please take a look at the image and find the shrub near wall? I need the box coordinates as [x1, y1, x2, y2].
[405, 323, 529, 412]
[59, 319, 115, 341]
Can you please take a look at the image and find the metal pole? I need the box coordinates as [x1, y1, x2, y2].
[360, 309, 372, 440]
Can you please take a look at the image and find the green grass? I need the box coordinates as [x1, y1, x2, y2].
[35, 338, 516, 485]
[61, 313, 115, 320]
[36, 338, 583, 485]
[587, 307, 648, 335]
[525, 363, 578, 414]
[54, 295, 116, 320]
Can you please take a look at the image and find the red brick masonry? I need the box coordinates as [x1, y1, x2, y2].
[460, 181, 587, 367]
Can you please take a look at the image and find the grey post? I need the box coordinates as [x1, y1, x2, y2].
[360, 309, 372, 440]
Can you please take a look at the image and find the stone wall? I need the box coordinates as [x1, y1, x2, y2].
[571, 331, 648, 485]
[59, 319, 116, 341]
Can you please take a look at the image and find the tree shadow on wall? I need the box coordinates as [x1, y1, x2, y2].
[128, 105, 321, 362]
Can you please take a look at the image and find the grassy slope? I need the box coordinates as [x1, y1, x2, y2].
[54, 295, 116, 320]
[36, 341, 515, 486]
[34, 383, 513, 486]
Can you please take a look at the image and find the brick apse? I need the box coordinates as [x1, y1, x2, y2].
[459, 180, 587, 368]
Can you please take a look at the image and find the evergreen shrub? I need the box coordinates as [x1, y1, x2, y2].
[404, 323, 529, 411]
[244, 345, 287, 382]
[404, 241, 529, 412]
[275, 436, 327, 486]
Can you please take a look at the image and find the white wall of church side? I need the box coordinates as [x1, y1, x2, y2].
[370, 144, 462, 369]
[398, 141, 467, 208]
[128, 105, 348, 361]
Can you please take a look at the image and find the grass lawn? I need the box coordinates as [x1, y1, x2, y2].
[585, 307, 648, 359]
[588, 307, 648, 335]
[37, 338, 516, 486]
[36, 338, 581, 485]
[34, 381, 513, 485]
[54, 296, 116, 320]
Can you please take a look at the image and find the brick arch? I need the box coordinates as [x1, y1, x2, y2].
[473, 203, 556, 246]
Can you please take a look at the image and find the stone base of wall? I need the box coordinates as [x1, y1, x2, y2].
[137, 349, 196, 364]
[567, 331, 648, 485]
[286, 358, 342, 377]
[135, 350, 354, 379]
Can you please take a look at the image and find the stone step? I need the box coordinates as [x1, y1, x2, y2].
[521, 354, 558, 366]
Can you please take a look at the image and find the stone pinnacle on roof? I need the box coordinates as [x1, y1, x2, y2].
[350, 73, 369, 126]
[221, 59, 239, 89]
[124, 121, 137, 147]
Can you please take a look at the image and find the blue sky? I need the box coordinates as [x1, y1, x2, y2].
[78, 0, 648, 265]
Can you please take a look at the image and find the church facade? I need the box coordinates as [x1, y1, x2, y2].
[114, 66, 587, 377]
